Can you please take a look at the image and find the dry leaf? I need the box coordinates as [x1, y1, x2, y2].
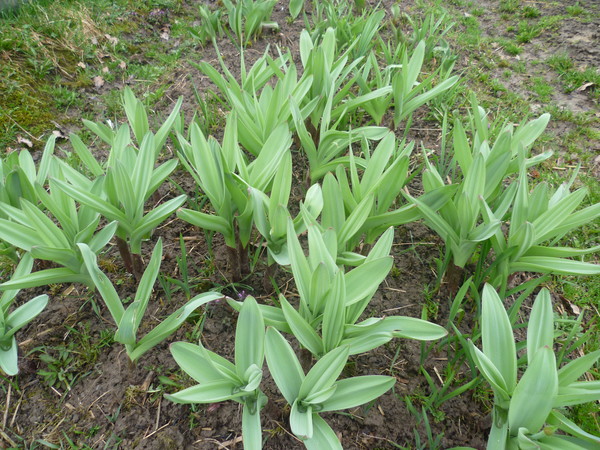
[17, 136, 33, 148]
[52, 130, 67, 139]
[575, 82, 594, 93]
[77, 62, 87, 69]
[105, 34, 118, 45]
[160, 31, 170, 41]
[91, 37, 98, 45]
[102, 66, 109, 73]
[118, 61, 127, 70]
[93, 76, 105, 88]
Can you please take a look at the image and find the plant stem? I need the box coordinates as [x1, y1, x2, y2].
[238, 239, 249, 276]
[131, 253, 144, 281]
[227, 245, 241, 282]
[116, 236, 134, 275]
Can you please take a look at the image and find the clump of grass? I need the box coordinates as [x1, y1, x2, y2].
[530, 76, 554, 102]
[566, 3, 585, 16]
[547, 53, 600, 96]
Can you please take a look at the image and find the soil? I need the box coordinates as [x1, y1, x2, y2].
[1, 0, 598, 449]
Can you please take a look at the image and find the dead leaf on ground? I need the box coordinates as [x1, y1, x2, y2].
[93, 76, 105, 88]
[119, 61, 127, 69]
[17, 136, 33, 148]
[105, 34, 118, 45]
[52, 130, 67, 140]
[77, 62, 87, 69]
[102, 66, 109, 73]
[575, 82, 595, 93]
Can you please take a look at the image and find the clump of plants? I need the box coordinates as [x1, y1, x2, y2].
[0, 2, 598, 448]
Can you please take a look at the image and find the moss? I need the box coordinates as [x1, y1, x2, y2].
[0, 84, 56, 150]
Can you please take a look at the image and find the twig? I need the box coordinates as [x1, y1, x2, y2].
[2, 385, 10, 428]
[0, 427, 17, 448]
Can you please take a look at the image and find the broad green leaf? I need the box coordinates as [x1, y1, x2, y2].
[78, 243, 125, 324]
[320, 375, 395, 412]
[558, 350, 600, 386]
[51, 178, 129, 227]
[280, 295, 324, 356]
[0, 219, 43, 251]
[469, 342, 511, 403]
[130, 195, 187, 253]
[322, 271, 345, 352]
[481, 284, 517, 390]
[129, 292, 222, 361]
[114, 304, 139, 345]
[548, 410, 600, 445]
[304, 414, 342, 450]
[131, 239, 163, 332]
[242, 401, 264, 449]
[299, 346, 349, 400]
[0, 338, 18, 376]
[339, 332, 393, 355]
[344, 257, 392, 306]
[510, 257, 600, 276]
[0, 268, 89, 291]
[5, 295, 49, 337]
[177, 208, 233, 237]
[290, 399, 313, 440]
[509, 346, 557, 433]
[227, 299, 291, 334]
[235, 297, 265, 377]
[337, 194, 374, 246]
[165, 379, 245, 403]
[265, 327, 304, 404]
[527, 289, 554, 361]
[554, 382, 600, 407]
[170, 342, 238, 384]
[287, 219, 312, 302]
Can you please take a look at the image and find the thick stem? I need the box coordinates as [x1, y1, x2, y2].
[444, 263, 464, 297]
[131, 253, 144, 282]
[116, 236, 134, 275]
[238, 239, 249, 276]
[227, 245, 241, 282]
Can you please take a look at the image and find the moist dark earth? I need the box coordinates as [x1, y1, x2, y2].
[1, 0, 598, 449]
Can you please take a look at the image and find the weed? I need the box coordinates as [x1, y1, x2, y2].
[529, 76, 554, 102]
[565, 3, 585, 16]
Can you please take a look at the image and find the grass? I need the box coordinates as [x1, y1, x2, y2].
[547, 53, 600, 97]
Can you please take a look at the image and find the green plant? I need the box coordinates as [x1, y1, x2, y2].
[194, 48, 311, 157]
[409, 96, 553, 287]
[265, 327, 395, 448]
[223, 0, 277, 46]
[79, 238, 223, 362]
[469, 284, 600, 448]
[166, 296, 267, 448]
[289, 0, 303, 20]
[51, 88, 186, 279]
[292, 28, 392, 181]
[188, 3, 223, 44]
[0, 156, 119, 290]
[233, 225, 447, 358]
[176, 115, 292, 280]
[482, 165, 600, 292]
[390, 40, 459, 131]
[315, 133, 454, 255]
[0, 254, 48, 375]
